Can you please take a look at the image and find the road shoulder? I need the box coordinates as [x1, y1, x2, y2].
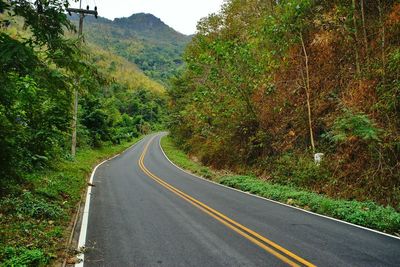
[159, 134, 400, 238]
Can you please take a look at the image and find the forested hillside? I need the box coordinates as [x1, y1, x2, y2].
[0, 7, 166, 187]
[0, 1, 167, 265]
[169, 0, 400, 208]
[69, 13, 191, 85]
[1, 0, 399, 264]
[88, 44, 164, 93]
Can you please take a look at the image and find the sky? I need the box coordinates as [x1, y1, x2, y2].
[70, 0, 226, 35]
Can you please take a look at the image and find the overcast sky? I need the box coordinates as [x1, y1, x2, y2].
[70, 0, 226, 35]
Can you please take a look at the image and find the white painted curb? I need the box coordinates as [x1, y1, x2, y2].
[75, 137, 147, 267]
[157, 133, 400, 241]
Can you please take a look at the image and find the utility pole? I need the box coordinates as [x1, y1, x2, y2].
[67, 1, 98, 157]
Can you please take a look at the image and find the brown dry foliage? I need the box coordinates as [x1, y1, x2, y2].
[171, 1, 400, 208]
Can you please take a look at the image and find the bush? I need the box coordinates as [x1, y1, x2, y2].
[1, 247, 48, 267]
[0, 192, 64, 220]
[327, 110, 382, 143]
[220, 175, 400, 234]
[271, 153, 330, 186]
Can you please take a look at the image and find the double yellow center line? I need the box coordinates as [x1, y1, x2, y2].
[138, 137, 316, 267]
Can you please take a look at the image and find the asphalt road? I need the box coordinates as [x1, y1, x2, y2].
[81, 132, 400, 267]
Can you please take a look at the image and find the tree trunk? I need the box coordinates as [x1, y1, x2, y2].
[268, 0, 276, 11]
[352, 0, 362, 87]
[378, 0, 386, 80]
[300, 33, 315, 154]
[360, 0, 369, 67]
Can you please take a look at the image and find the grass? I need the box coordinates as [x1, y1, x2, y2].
[160, 137, 213, 179]
[161, 135, 400, 235]
[0, 137, 142, 266]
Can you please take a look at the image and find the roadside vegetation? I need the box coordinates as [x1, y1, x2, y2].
[161, 135, 400, 235]
[168, 0, 400, 211]
[0, 137, 142, 266]
[0, 0, 166, 265]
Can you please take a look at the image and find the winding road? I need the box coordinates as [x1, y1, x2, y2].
[76, 133, 400, 267]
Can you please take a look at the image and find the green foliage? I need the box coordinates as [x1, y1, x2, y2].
[0, 2, 167, 188]
[327, 110, 382, 143]
[0, 67, 71, 184]
[168, 0, 400, 208]
[1, 247, 48, 267]
[220, 175, 400, 233]
[10, 0, 73, 49]
[161, 136, 213, 179]
[79, 85, 167, 147]
[0, 2, 167, 264]
[378, 49, 400, 114]
[0, 192, 63, 220]
[69, 13, 191, 85]
[0, 137, 143, 265]
[87, 44, 165, 93]
[272, 153, 330, 186]
[81, 105, 111, 147]
[33, 173, 72, 201]
[0, 0, 81, 186]
[0, 33, 39, 72]
[263, 0, 313, 49]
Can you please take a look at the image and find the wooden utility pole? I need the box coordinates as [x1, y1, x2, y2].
[67, 1, 98, 157]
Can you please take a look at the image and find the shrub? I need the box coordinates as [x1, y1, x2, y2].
[1, 247, 48, 267]
[219, 175, 400, 233]
[0, 192, 64, 220]
[271, 153, 330, 186]
[327, 110, 382, 143]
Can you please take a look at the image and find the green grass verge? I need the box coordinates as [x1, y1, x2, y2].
[161, 135, 400, 235]
[160, 136, 213, 179]
[0, 137, 142, 266]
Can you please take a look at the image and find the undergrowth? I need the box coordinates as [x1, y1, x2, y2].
[160, 136, 213, 179]
[0, 137, 142, 266]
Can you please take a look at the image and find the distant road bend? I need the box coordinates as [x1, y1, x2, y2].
[78, 132, 400, 267]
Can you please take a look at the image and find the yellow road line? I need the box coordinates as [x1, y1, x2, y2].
[138, 136, 316, 267]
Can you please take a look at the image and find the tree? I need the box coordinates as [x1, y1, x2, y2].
[263, 0, 316, 153]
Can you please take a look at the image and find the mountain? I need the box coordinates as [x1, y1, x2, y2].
[88, 43, 165, 93]
[69, 13, 191, 85]
[114, 13, 187, 43]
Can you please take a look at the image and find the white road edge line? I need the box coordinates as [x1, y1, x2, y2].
[75, 137, 148, 267]
[157, 133, 400, 241]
